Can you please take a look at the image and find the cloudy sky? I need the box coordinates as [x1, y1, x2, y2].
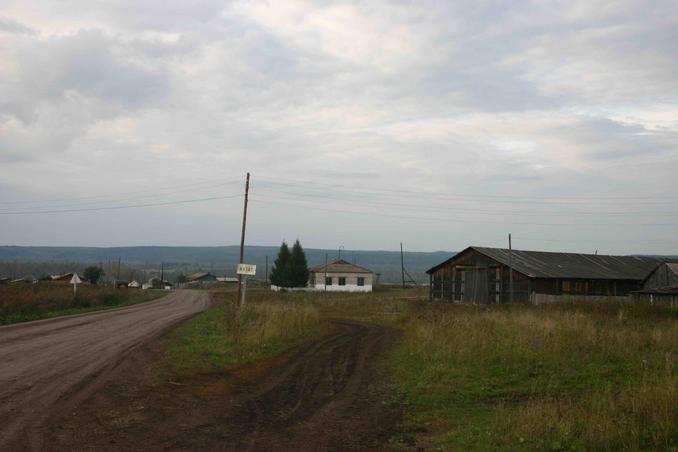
[1, 0, 677, 254]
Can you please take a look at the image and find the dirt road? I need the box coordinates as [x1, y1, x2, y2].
[0, 290, 210, 450]
[45, 319, 401, 451]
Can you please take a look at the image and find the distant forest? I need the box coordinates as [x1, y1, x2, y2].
[0, 246, 455, 284]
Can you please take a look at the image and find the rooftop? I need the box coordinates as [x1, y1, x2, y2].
[309, 259, 373, 274]
[427, 246, 667, 280]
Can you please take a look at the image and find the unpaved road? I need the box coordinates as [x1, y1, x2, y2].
[46, 319, 400, 451]
[0, 290, 210, 450]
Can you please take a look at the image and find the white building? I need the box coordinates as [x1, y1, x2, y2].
[308, 259, 374, 293]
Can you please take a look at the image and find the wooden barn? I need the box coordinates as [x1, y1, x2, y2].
[427, 247, 663, 304]
[631, 262, 678, 304]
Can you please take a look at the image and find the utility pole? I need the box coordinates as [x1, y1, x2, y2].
[265, 255, 269, 284]
[116, 256, 121, 288]
[324, 253, 328, 292]
[400, 243, 406, 289]
[160, 261, 164, 289]
[508, 234, 514, 304]
[236, 172, 250, 307]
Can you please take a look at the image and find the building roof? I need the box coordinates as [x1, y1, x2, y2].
[186, 272, 214, 282]
[309, 259, 373, 274]
[427, 246, 665, 280]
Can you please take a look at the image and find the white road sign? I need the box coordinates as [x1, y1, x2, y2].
[237, 263, 257, 276]
[70, 273, 82, 284]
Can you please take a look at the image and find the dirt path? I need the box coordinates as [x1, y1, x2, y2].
[0, 290, 210, 450]
[45, 319, 400, 451]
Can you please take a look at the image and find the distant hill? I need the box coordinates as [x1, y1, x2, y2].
[0, 245, 455, 284]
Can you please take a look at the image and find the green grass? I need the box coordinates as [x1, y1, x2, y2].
[143, 286, 678, 449]
[390, 301, 678, 450]
[155, 289, 324, 380]
[0, 283, 166, 324]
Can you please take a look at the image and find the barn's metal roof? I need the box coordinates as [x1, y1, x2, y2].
[186, 272, 214, 282]
[427, 246, 664, 280]
[309, 259, 373, 274]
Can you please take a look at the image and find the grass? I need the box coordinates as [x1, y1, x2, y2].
[389, 301, 678, 450]
[156, 289, 324, 380]
[142, 285, 678, 449]
[0, 283, 166, 324]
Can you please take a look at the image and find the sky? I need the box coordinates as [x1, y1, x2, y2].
[0, 0, 677, 254]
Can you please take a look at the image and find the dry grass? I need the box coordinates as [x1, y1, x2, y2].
[157, 289, 323, 379]
[0, 283, 164, 324]
[392, 301, 678, 450]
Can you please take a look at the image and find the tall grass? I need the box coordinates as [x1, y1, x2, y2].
[392, 301, 678, 450]
[0, 283, 164, 324]
[158, 290, 323, 380]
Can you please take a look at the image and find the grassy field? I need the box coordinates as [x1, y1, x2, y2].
[152, 286, 677, 449]
[0, 283, 166, 324]
[390, 300, 677, 451]
[156, 289, 324, 380]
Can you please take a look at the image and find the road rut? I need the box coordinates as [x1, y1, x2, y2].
[45, 319, 400, 451]
[0, 290, 210, 449]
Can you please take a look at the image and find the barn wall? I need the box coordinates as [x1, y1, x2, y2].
[430, 249, 530, 303]
[644, 264, 678, 289]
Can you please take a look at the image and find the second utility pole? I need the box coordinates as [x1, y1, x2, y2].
[236, 172, 250, 307]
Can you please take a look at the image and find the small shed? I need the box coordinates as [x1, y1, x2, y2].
[308, 259, 373, 292]
[632, 263, 678, 304]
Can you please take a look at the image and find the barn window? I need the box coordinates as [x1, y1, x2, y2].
[339, 277, 346, 286]
[357, 277, 365, 286]
[325, 277, 333, 285]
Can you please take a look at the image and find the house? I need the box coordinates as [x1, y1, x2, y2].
[143, 277, 173, 290]
[426, 246, 664, 304]
[631, 262, 678, 304]
[308, 259, 373, 292]
[186, 272, 217, 284]
[51, 273, 76, 282]
[128, 280, 140, 288]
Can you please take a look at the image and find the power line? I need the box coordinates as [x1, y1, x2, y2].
[257, 176, 678, 204]
[249, 197, 678, 227]
[0, 180, 242, 213]
[0, 177, 242, 206]
[0, 194, 243, 215]
[253, 188, 678, 217]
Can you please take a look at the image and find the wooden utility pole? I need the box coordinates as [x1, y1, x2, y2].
[400, 243, 406, 289]
[324, 253, 328, 292]
[508, 233, 514, 304]
[160, 261, 164, 289]
[116, 257, 121, 288]
[236, 172, 250, 307]
[265, 255, 269, 283]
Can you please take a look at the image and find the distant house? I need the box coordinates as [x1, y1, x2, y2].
[128, 280, 141, 288]
[0, 277, 11, 285]
[217, 276, 239, 283]
[51, 273, 76, 282]
[186, 272, 217, 284]
[308, 259, 374, 293]
[143, 277, 173, 290]
[427, 246, 664, 304]
[632, 262, 678, 304]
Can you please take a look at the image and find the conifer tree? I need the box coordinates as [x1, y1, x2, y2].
[289, 240, 309, 287]
[270, 241, 291, 287]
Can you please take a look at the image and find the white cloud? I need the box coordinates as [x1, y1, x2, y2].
[0, 0, 676, 252]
